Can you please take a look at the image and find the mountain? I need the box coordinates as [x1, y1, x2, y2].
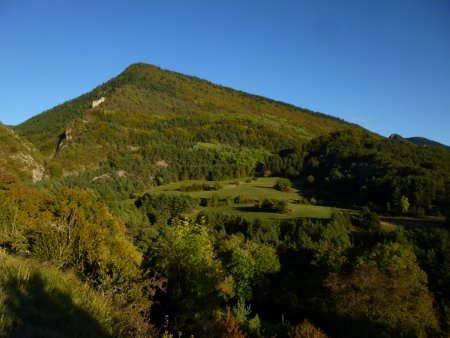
[14, 63, 367, 179]
[389, 133, 450, 151]
[0, 123, 44, 182]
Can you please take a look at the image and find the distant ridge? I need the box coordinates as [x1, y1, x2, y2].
[389, 134, 450, 151]
[407, 136, 450, 150]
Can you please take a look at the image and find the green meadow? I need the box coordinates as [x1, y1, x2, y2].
[148, 177, 332, 220]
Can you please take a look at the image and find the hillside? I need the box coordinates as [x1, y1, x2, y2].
[0, 123, 44, 182]
[14, 63, 366, 179]
[301, 130, 450, 214]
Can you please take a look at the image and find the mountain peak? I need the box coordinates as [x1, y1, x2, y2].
[14, 63, 364, 174]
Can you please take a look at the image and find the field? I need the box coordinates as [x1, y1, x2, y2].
[148, 177, 333, 220]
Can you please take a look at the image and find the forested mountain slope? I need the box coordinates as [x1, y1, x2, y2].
[14, 63, 364, 179]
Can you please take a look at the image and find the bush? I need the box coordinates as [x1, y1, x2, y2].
[234, 195, 248, 205]
[306, 175, 315, 185]
[288, 319, 329, 338]
[273, 199, 289, 213]
[274, 178, 292, 192]
[180, 182, 222, 192]
[358, 207, 381, 231]
[296, 196, 310, 205]
[257, 198, 289, 213]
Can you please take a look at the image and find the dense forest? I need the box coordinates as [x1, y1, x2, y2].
[1, 63, 450, 337]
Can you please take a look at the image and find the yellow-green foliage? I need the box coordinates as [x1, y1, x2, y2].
[325, 243, 440, 337]
[31, 188, 143, 284]
[0, 177, 159, 336]
[143, 218, 221, 330]
[218, 234, 280, 300]
[0, 179, 142, 287]
[288, 319, 329, 338]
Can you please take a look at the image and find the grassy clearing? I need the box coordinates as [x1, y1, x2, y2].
[149, 177, 332, 220]
[0, 252, 118, 337]
[151, 177, 300, 200]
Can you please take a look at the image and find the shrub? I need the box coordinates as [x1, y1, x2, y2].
[274, 178, 292, 192]
[256, 198, 289, 214]
[296, 196, 310, 205]
[357, 207, 381, 231]
[288, 319, 329, 338]
[234, 195, 248, 205]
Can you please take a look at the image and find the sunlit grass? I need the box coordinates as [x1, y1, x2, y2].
[149, 177, 334, 220]
[0, 252, 116, 337]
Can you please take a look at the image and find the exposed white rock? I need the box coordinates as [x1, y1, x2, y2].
[156, 160, 169, 168]
[91, 170, 128, 182]
[31, 168, 45, 182]
[116, 170, 127, 177]
[92, 97, 106, 108]
[57, 129, 72, 152]
[91, 173, 111, 182]
[11, 152, 45, 183]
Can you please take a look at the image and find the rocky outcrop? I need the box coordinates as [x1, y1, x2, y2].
[57, 129, 72, 152]
[91, 170, 128, 183]
[92, 97, 105, 108]
[156, 160, 169, 168]
[0, 125, 45, 182]
[11, 152, 45, 182]
[91, 173, 111, 182]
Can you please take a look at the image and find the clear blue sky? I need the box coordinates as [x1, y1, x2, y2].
[1, 0, 449, 145]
